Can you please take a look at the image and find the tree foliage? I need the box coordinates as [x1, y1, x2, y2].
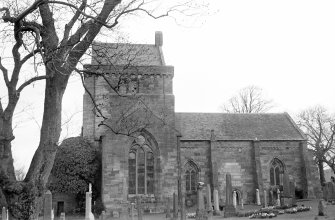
[48, 137, 100, 194]
[296, 106, 335, 185]
[221, 85, 273, 113]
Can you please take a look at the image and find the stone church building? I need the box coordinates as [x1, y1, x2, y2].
[82, 32, 321, 213]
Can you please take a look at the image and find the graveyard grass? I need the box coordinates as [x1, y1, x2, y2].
[33, 199, 335, 220]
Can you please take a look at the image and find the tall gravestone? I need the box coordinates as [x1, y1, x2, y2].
[276, 189, 281, 206]
[166, 197, 171, 218]
[263, 189, 268, 208]
[232, 191, 237, 208]
[256, 189, 261, 205]
[137, 197, 143, 220]
[173, 192, 178, 219]
[206, 184, 213, 213]
[224, 173, 236, 217]
[44, 190, 52, 220]
[196, 185, 206, 220]
[213, 189, 220, 214]
[85, 184, 94, 220]
[2, 207, 6, 220]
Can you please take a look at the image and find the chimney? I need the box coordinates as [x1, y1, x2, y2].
[155, 31, 163, 46]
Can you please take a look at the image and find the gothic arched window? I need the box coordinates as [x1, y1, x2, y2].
[270, 158, 284, 186]
[184, 161, 199, 192]
[128, 135, 155, 195]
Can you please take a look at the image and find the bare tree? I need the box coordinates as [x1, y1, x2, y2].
[0, 0, 206, 219]
[221, 85, 273, 113]
[296, 106, 335, 186]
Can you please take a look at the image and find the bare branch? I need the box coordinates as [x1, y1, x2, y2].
[0, 57, 9, 87]
[17, 75, 49, 93]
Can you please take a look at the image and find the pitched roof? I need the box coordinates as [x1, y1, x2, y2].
[175, 113, 305, 141]
[91, 42, 164, 66]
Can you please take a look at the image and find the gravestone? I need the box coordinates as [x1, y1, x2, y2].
[137, 197, 143, 220]
[276, 189, 281, 206]
[100, 211, 106, 220]
[327, 182, 335, 201]
[269, 190, 274, 206]
[289, 182, 296, 206]
[60, 212, 66, 220]
[282, 173, 292, 206]
[44, 190, 52, 220]
[206, 184, 213, 215]
[130, 204, 134, 220]
[2, 207, 6, 220]
[85, 183, 94, 220]
[263, 189, 268, 208]
[173, 192, 178, 219]
[318, 200, 326, 216]
[256, 189, 261, 205]
[196, 186, 206, 220]
[224, 173, 236, 217]
[232, 191, 237, 208]
[213, 189, 220, 214]
[166, 197, 171, 218]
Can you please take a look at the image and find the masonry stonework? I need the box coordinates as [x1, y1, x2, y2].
[82, 32, 322, 214]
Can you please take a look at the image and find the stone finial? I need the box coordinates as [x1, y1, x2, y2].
[155, 31, 163, 46]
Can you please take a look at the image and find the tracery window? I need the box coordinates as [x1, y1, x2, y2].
[270, 158, 284, 186]
[184, 161, 199, 192]
[128, 136, 154, 195]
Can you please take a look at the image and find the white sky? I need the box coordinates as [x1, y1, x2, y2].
[6, 0, 335, 170]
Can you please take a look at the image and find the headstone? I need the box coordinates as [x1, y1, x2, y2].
[232, 191, 237, 208]
[137, 197, 143, 220]
[241, 198, 244, 210]
[166, 197, 171, 218]
[283, 173, 291, 198]
[44, 190, 52, 220]
[276, 189, 281, 206]
[256, 189, 261, 205]
[2, 207, 6, 220]
[101, 211, 106, 220]
[327, 182, 335, 201]
[85, 183, 94, 220]
[213, 189, 220, 214]
[206, 184, 213, 214]
[332, 182, 335, 201]
[130, 204, 134, 220]
[60, 212, 65, 220]
[263, 189, 268, 208]
[318, 200, 326, 216]
[182, 194, 186, 220]
[196, 187, 206, 220]
[224, 173, 236, 217]
[289, 182, 296, 206]
[269, 190, 274, 206]
[173, 192, 178, 219]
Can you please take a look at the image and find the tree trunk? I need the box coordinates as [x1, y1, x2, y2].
[318, 160, 326, 186]
[23, 71, 68, 219]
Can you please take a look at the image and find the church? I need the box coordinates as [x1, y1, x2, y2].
[82, 32, 321, 214]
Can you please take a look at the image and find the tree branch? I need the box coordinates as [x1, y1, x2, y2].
[17, 75, 49, 93]
[0, 57, 9, 87]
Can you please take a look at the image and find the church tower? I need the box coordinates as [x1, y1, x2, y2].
[83, 32, 179, 213]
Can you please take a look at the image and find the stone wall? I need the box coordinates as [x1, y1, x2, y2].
[212, 141, 255, 204]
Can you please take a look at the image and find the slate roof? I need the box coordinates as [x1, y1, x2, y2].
[91, 42, 164, 66]
[175, 113, 306, 141]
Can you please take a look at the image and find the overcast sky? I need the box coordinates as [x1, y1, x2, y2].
[6, 0, 335, 170]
